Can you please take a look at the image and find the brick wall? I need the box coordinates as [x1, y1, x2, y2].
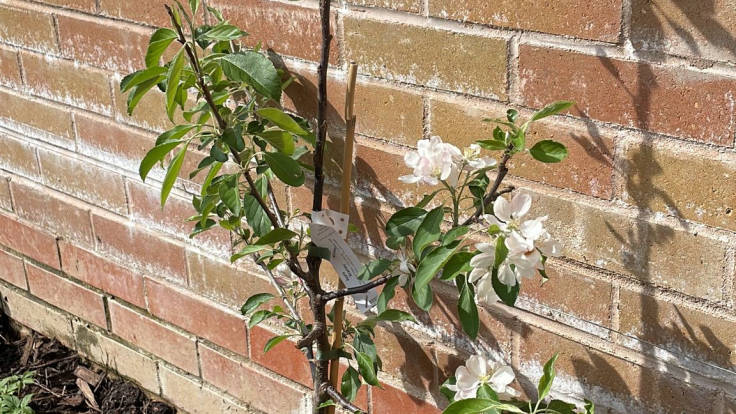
[0, 0, 735, 413]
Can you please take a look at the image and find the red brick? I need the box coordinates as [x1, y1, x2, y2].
[212, 0, 337, 64]
[0, 174, 10, 211]
[344, 17, 507, 98]
[631, 0, 736, 63]
[429, 96, 616, 199]
[0, 213, 59, 268]
[429, 0, 622, 42]
[93, 214, 188, 283]
[249, 325, 311, 386]
[59, 241, 145, 308]
[127, 181, 231, 253]
[0, 5, 57, 52]
[0, 285, 74, 346]
[348, 0, 420, 13]
[26, 263, 107, 327]
[373, 383, 441, 413]
[354, 139, 423, 205]
[146, 278, 247, 355]
[199, 344, 309, 413]
[109, 300, 199, 373]
[0, 134, 40, 179]
[0, 91, 75, 147]
[159, 365, 251, 414]
[519, 46, 736, 145]
[11, 180, 94, 247]
[99, 0, 176, 27]
[0, 249, 26, 289]
[22, 52, 113, 115]
[75, 113, 157, 172]
[38, 149, 127, 215]
[113, 77, 186, 133]
[0, 46, 21, 87]
[373, 325, 437, 391]
[35, 0, 96, 11]
[57, 15, 150, 73]
[619, 289, 736, 368]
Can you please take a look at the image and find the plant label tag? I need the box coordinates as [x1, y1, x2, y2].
[310, 218, 377, 313]
[311, 210, 349, 240]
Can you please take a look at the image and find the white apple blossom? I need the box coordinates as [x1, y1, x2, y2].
[463, 144, 498, 170]
[468, 243, 500, 304]
[396, 249, 415, 286]
[399, 136, 462, 186]
[445, 355, 517, 400]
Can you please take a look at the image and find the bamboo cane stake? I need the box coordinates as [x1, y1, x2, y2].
[327, 62, 358, 411]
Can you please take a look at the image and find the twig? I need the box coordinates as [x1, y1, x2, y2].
[321, 275, 398, 302]
[322, 384, 366, 414]
[311, 0, 333, 212]
[463, 146, 514, 225]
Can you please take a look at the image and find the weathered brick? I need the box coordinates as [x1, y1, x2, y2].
[0, 250, 25, 289]
[519, 325, 721, 413]
[213, 0, 337, 63]
[38, 149, 127, 215]
[0, 5, 57, 52]
[374, 325, 437, 391]
[60, 241, 145, 308]
[75, 113, 156, 172]
[344, 17, 508, 98]
[127, 181, 231, 254]
[113, 78, 180, 132]
[199, 344, 310, 413]
[99, 0, 173, 27]
[0, 46, 21, 87]
[348, 0, 421, 13]
[249, 325, 311, 386]
[429, 0, 622, 42]
[93, 214, 188, 283]
[0, 285, 74, 346]
[159, 365, 250, 414]
[0, 174, 10, 211]
[527, 191, 727, 301]
[519, 45, 736, 145]
[623, 140, 736, 231]
[146, 278, 247, 355]
[186, 251, 281, 309]
[11, 180, 94, 246]
[619, 289, 736, 368]
[109, 300, 199, 374]
[429, 96, 616, 199]
[36, 0, 96, 11]
[631, 0, 736, 62]
[74, 323, 160, 392]
[26, 263, 107, 327]
[0, 91, 75, 147]
[0, 213, 59, 268]
[57, 14, 150, 72]
[0, 134, 40, 179]
[520, 262, 612, 329]
[373, 383, 441, 414]
[22, 52, 113, 115]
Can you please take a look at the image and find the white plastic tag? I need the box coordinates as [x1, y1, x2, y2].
[310, 211, 377, 313]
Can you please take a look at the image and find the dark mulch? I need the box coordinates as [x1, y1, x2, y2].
[0, 310, 176, 413]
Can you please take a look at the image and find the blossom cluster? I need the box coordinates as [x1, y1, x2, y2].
[399, 136, 496, 186]
[445, 354, 517, 400]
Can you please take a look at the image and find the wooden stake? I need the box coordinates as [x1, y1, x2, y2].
[327, 62, 358, 412]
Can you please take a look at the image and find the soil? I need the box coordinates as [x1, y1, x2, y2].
[0, 310, 176, 413]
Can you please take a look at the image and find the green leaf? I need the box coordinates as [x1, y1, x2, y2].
[357, 259, 392, 281]
[376, 309, 415, 323]
[457, 276, 479, 340]
[248, 309, 275, 328]
[530, 100, 573, 122]
[537, 353, 559, 402]
[126, 76, 160, 115]
[166, 49, 186, 121]
[493, 126, 506, 142]
[442, 226, 469, 246]
[415, 189, 441, 209]
[341, 366, 361, 402]
[222, 127, 245, 152]
[200, 161, 222, 197]
[414, 240, 461, 291]
[255, 228, 297, 245]
[308, 244, 331, 260]
[584, 399, 595, 414]
[121, 66, 167, 93]
[259, 130, 295, 155]
[475, 383, 498, 401]
[494, 236, 508, 268]
[413, 206, 444, 259]
[264, 335, 290, 353]
[317, 400, 336, 409]
[355, 351, 379, 386]
[385, 207, 427, 239]
[441, 252, 474, 281]
[241, 293, 275, 315]
[442, 398, 524, 414]
[156, 124, 196, 145]
[145, 28, 178, 68]
[264, 152, 305, 187]
[491, 268, 520, 306]
[210, 145, 228, 162]
[219, 176, 241, 215]
[221, 51, 282, 101]
[257, 108, 310, 136]
[139, 140, 184, 181]
[506, 109, 519, 123]
[411, 281, 433, 311]
[377, 276, 399, 314]
[230, 244, 268, 262]
[511, 130, 525, 152]
[546, 400, 578, 414]
[529, 140, 568, 163]
[476, 139, 507, 151]
[188, 0, 200, 12]
[243, 193, 271, 237]
[201, 24, 246, 41]
[161, 147, 187, 207]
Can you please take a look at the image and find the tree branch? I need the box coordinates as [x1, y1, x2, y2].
[321, 275, 397, 302]
[322, 384, 366, 414]
[463, 146, 514, 226]
[311, 0, 332, 213]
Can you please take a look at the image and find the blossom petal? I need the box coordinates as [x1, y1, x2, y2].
[489, 365, 515, 390]
[510, 192, 532, 219]
[498, 263, 517, 286]
[466, 355, 487, 378]
[493, 196, 512, 222]
[520, 218, 545, 241]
